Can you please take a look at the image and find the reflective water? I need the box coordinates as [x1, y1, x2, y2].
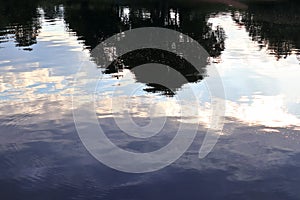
[1, 0, 300, 199]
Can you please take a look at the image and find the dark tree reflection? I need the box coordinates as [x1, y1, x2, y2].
[104, 48, 207, 96]
[63, 1, 226, 55]
[63, 1, 226, 96]
[232, 0, 300, 60]
[0, 0, 41, 50]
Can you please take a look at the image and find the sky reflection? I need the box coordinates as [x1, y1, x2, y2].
[1, 6, 300, 129]
[1, 1, 300, 199]
[208, 13, 300, 128]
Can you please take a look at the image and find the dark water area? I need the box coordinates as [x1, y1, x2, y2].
[1, 0, 300, 199]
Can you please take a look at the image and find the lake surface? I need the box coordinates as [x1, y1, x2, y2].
[1, 0, 300, 199]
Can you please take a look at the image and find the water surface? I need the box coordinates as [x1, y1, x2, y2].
[1, 0, 300, 199]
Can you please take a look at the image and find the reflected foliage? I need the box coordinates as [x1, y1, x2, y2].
[105, 48, 207, 96]
[1, 0, 300, 95]
[62, 0, 225, 95]
[232, 0, 300, 60]
[0, 0, 41, 50]
[63, 1, 226, 55]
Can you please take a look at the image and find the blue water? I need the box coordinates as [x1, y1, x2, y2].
[1, 0, 300, 199]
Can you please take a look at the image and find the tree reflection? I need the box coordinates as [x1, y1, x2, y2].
[4, 0, 300, 95]
[232, 0, 300, 60]
[104, 48, 206, 96]
[63, 1, 226, 96]
[0, 0, 41, 50]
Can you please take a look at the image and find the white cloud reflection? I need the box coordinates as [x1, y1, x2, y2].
[207, 13, 300, 129]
